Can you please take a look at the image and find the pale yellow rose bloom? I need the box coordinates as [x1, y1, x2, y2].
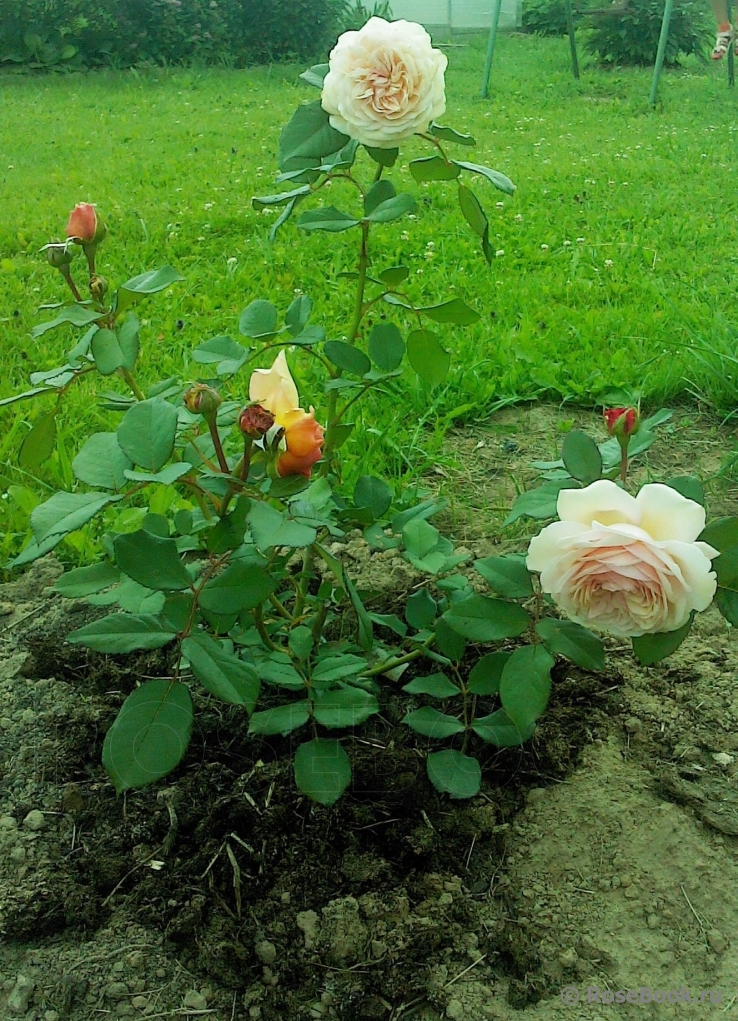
[248, 350, 299, 424]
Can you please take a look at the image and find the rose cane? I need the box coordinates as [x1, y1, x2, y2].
[603, 406, 639, 484]
[46, 242, 82, 303]
[183, 383, 227, 472]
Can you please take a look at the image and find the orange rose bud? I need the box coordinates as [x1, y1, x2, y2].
[239, 404, 276, 438]
[277, 408, 324, 478]
[66, 203, 107, 245]
[603, 406, 639, 439]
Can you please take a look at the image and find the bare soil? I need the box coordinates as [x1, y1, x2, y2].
[2, 407, 738, 1021]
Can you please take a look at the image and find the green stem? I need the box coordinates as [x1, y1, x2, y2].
[254, 604, 278, 651]
[59, 265, 83, 303]
[310, 600, 329, 644]
[119, 367, 146, 402]
[360, 641, 432, 679]
[293, 544, 317, 619]
[269, 592, 294, 622]
[619, 438, 629, 486]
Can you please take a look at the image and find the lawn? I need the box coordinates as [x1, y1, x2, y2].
[0, 32, 736, 561]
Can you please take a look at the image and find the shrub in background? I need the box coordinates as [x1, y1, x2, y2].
[0, 0, 347, 70]
[585, 0, 708, 65]
[522, 0, 580, 37]
[340, 1, 395, 32]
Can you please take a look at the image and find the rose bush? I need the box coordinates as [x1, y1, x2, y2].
[321, 16, 447, 148]
[527, 480, 718, 637]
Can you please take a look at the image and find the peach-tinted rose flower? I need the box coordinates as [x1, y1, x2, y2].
[321, 18, 447, 149]
[277, 408, 324, 478]
[248, 350, 299, 423]
[66, 203, 106, 244]
[526, 480, 718, 637]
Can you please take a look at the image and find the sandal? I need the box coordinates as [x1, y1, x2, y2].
[712, 27, 733, 59]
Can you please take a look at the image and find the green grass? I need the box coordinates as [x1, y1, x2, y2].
[1, 34, 737, 560]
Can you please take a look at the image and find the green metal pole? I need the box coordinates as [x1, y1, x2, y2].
[481, 0, 504, 98]
[563, 0, 580, 79]
[728, 0, 735, 86]
[648, 0, 674, 107]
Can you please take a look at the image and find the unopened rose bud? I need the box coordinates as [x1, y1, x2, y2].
[66, 203, 107, 245]
[239, 404, 275, 439]
[90, 274, 109, 300]
[45, 243, 74, 269]
[184, 383, 222, 420]
[603, 407, 639, 439]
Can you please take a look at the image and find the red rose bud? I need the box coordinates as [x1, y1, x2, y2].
[183, 383, 222, 419]
[66, 203, 107, 245]
[239, 404, 276, 438]
[603, 407, 639, 439]
[277, 408, 324, 478]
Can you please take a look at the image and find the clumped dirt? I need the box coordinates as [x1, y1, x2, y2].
[2, 407, 738, 1021]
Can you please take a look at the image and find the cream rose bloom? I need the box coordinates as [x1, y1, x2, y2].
[526, 480, 718, 637]
[248, 350, 299, 424]
[321, 18, 448, 149]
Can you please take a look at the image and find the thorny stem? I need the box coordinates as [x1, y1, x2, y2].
[59, 265, 83, 303]
[310, 599, 330, 644]
[207, 417, 230, 474]
[269, 592, 294, 622]
[119, 367, 146, 402]
[254, 604, 278, 651]
[293, 544, 317, 619]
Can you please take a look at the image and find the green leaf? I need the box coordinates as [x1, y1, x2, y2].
[368, 322, 404, 371]
[354, 475, 392, 519]
[239, 300, 278, 339]
[410, 156, 460, 183]
[0, 387, 50, 408]
[53, 562, 120, 598]
[406, 330, 450, 388]
[475, 555, 533, 598]
[344, 571, 373, 652]
[632, 620, 693, 666]
[420, 298, 480, 326]
[91, 328, 127, 376]
[298, 207, 360, 232]
[458, 183, 487, 236]
[199, 561, 277, 613]
[313, 687, 379, 727]
[406, 587, 437, 630]
[117, 397, 178, 472]
[294, 738, 351, 805]
[433, 616, 467, 661]
[471, 708, 535, 746]
[116, 267, 183, 314]
[124, 464, 191, 485]
[279, 101, 349, 168]
[19, 411, 56, 469]
[402, 672, 460, 697]
[499, 645, 554, 733]
[299, 62, 329, 87]
[467, 651, 510, 695]
[73, 432, 132, 490]
[31, 491, 116, 544]
[252, 184, 311, 209]
[536, 619, 605, 671]
[289, 626, 314, 661]
[504, 481, 580, 526]
[102, 680, 193, 794]
[364, 179, 396, 215]
[453, 160, 516, 195]
[248, 502, 316, 550]
[31, 304, 103, 338]
[700, 517, 738, 553]
[364, 145, 399, 167]
[444, 595, 530, 642]
[429, 123, 476, 146]
[426, 750, 481, 799]
[256, 655, 306, 689]
[68, 613, 177, 653]
[113, 529, 191, 591]
[192, 335, 249, 374]
[403, 706, 464, 738]
[324, 340, 371, 376]
[666, 476, 705, 506]
[285, 294, 312, 336]
[562, 430, 603, 485]
[248, 701, 310, 736]
[365, 193, 416, 224]
[369, 612, 407, 637]
[182, 633, 260, 712]
[378, 266, 409, 286]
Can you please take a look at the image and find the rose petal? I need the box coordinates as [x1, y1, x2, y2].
[635, 483, 706, 543]
[557, 480, 640, 528]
